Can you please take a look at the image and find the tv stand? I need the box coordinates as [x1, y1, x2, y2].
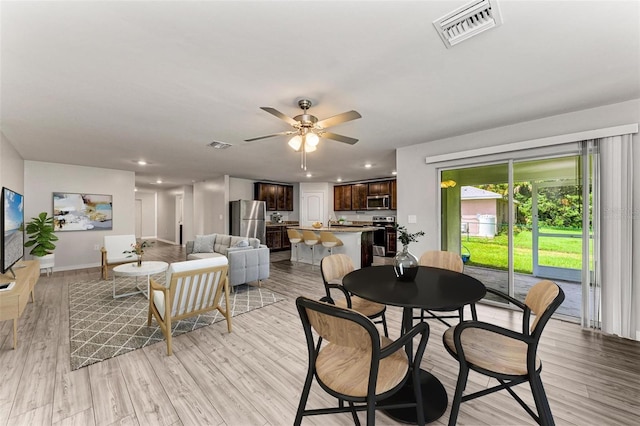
[0, 260, 39, 349]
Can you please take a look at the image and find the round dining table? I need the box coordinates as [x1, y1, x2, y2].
[343, 264, 486, 424]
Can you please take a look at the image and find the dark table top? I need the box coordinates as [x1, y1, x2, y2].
[343, 265, 486, 311]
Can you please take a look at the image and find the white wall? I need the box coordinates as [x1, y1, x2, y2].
[156, 189, 175, 243]
[24, 161, 135, 271]
[396, 98, 640, 340]
[135, 191, 157, 238]
[194, 177, 226, 236]
[1, 133, 25, 194]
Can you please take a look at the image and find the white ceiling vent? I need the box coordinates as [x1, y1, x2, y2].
[433, 0, 503, 49]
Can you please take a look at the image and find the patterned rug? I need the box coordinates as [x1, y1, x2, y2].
[68, 274, 284, 370]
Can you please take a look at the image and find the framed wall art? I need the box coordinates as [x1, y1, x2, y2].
[53, 193, 113, 231]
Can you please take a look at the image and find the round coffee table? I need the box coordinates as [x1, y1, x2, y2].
[112, 261, 169, 299]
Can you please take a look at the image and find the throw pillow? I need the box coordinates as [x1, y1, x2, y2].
[193, 234, 216, 253]
[235, 239, 249, 248]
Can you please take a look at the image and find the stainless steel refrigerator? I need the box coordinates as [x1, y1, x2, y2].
[230, 200, 266, 244]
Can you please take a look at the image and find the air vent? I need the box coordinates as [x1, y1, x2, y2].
[433, 0, 503, 49]
[207, 141, 232, 149]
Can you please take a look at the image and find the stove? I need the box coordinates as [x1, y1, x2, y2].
[372, 216, 396, 256]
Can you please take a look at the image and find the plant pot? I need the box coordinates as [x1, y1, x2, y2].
[393, 246, 418, 281]
[136, 255, 143, 267]
[39, 253, 55, 276]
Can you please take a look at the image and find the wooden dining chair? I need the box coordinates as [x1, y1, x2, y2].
[443, 280, 565, 426]
[417, 250, 470, 326]
[295, 296, 430, 425]
[320, 253, 389, 337]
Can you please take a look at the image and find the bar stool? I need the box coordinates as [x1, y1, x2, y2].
[287, 229, 304, 263]
[302, 230, 321, 267]
[319, 231, 343, 255]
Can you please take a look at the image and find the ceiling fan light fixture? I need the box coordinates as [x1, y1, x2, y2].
[304, 142, 317, 153]
[305, 132, 319, 147]
[288, 135, 302, 151]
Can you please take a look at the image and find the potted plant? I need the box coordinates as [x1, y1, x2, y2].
[393, 224, 425, 281]
[24, 212, 58, 275]
[123, 240, 153, 266]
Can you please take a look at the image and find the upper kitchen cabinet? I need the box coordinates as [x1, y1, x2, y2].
[351, 184, 368, 210]
[255, 182, 294, 211]
[368, 181, 390, 195]
[334, 179, 397, 211]
[390, 179, 397, 210]
[334, 185, 352, 211]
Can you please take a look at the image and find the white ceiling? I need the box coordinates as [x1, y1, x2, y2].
[2, 1, 639, 189]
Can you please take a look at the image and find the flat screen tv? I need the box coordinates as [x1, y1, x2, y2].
[1, 187, 25, 276]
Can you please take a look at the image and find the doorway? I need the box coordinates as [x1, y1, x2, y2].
[440, 152, 594, 320]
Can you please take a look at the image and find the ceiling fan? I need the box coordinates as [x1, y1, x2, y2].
[245, 98, 362, 146]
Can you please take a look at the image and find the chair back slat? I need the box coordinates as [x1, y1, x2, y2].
[321, 254, 354, 283]
[169, 265, 226, 317]
[525, 280, 561, 331]
[304, 305, 372, 350]
[418, 250, 464, 272]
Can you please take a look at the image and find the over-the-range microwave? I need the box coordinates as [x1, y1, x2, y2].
[366, 195, 390, 210]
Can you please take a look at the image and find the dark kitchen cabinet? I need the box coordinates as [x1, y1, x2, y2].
[368, 181, 390, 195]
[255, 182, 294, 211]
[386, 228, 397, 256]
[266, 227, 282, 250]
[390, 179, 397, 210]
[334, 185, 352, 211]
[352, 184, 368, 210]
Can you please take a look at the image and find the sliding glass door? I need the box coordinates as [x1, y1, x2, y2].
[440, 150, 595, 320]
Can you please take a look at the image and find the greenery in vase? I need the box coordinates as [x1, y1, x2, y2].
[123, 240, 153, 257]
[24, 212, 59, 257]
[394, 224, 425, 249]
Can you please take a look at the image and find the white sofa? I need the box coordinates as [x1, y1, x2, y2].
[186, 233, 269, 287]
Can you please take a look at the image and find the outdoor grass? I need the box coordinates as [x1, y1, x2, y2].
[462, 229, 588, 274]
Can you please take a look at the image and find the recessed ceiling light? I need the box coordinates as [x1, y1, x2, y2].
[156, 179, 162, 184]
[337, 178, 343, 182]
[365, 163, 372, 168]
[306, 172, 312, 178]
[392, 171, 397, 175]
[134, 187, 138, 192]
[137, 160, 147, 166]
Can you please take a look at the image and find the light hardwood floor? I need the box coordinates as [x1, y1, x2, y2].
[1, 241, 639, 425]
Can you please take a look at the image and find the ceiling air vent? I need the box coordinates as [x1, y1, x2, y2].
[207, 140, 232, 149]
[433, 0, 503, 49]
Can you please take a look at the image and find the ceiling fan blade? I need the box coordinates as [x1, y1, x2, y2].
[322, 132, 359, 145]
[244, 131, 293, 142]
[260, 107, 298, 126]
[316, 110, 362, 128]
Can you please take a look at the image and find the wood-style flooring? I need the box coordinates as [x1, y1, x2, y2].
[1, 241, 639, 425]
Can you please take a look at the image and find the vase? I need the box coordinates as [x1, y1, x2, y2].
[394, 246, 419, 281]
[136, 254, 142, 267]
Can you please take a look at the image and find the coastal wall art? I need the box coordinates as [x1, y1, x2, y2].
[53, 193, 113, 231]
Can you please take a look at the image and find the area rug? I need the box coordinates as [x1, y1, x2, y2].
[69, 274, 284, 370]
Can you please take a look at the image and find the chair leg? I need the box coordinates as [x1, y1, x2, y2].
[530, 372, 555, 426]
[381, 311, 389, 337]
[348, 401, 361, 426]
[470, 303, 478, 321]
[448, 364, 469, 426]
[294, 368, 315, 426]
[366, 395, 376, 425]
[223, 280, 232, 333]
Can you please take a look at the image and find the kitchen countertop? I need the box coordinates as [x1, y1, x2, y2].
[290, 226, 376, 232]
[267, 222, 299, 227]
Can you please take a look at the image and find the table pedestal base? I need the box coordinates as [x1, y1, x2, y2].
[381, 369, 448, 424]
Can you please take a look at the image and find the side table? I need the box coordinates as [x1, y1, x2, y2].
[112, 261, 168, 299]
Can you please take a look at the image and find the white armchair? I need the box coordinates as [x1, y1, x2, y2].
[148, 257, 231, 356]
[101, 234, 137, 279]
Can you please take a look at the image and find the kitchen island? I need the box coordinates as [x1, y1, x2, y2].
[288, 226, 375, 269]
